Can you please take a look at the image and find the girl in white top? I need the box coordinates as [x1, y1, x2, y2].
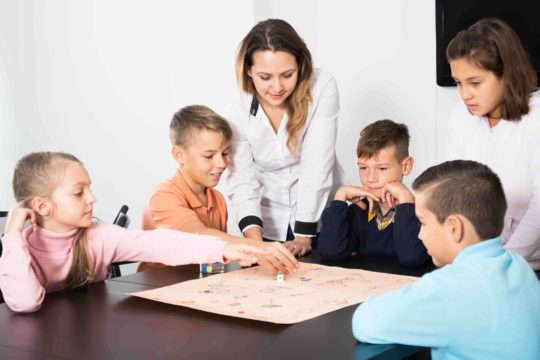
[446, 18, 540, 269]
[225, 19, 339, 256]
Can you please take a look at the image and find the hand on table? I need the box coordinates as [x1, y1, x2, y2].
[283, 236, 312, 257]
[242, 227, 300, 274]
[254, 241, 300, 275]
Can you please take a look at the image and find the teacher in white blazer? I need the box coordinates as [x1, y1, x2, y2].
[224, 19, 339, 257]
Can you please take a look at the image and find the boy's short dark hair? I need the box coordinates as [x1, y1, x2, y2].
[170, 105, 232, 147]
[356, 119, 410, 161]
[412, 160, 507, 240]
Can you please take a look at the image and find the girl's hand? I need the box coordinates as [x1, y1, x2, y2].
[283, 236, 312, 257]
[223, 242, 268, 267]
[5, 207, 36, 234]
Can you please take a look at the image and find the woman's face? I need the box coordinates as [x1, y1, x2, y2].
[450, 58, 505, 119]
[248, 50, 298, 109]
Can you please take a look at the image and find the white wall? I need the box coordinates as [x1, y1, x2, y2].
[258, 0, 462, 187]
[0, 0, 463, 227]
[0, 0, 254, 226]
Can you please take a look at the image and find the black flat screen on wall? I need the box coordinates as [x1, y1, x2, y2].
[436, 0, 540, 86]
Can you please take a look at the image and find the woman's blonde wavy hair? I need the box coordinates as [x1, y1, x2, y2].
[12, 151, 94, 289]
[236, 19, 313, 152]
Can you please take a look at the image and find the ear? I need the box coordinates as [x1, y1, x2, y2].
[444, 214, 464, 243]
[30, 197, 51, 217]
[171, 145, 185, 165]
[401, 156, 414, 176]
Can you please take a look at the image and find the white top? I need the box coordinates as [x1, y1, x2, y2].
[447, 92, 540, 269]
[224, 69, 340, 241]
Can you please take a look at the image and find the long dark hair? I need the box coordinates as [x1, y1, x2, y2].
[446, 18, 537, 120]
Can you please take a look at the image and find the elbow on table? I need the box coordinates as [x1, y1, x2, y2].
[351, 302, 392, 344]
[6, 297, 42, 313]
[317, 236, 348, 261]
[3, 289, 44, 313]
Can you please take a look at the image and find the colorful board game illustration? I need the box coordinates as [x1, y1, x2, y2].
[130, 262, 418, 324]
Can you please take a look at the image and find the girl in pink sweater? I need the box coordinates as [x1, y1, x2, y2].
[0, 152, 267, 313]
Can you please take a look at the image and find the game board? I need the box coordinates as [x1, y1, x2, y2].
[129, 262, 418, 324]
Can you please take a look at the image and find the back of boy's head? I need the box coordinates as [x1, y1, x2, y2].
[169, 105, 233, 147]
[13, 151, 82, 207]
[357, 119, 409, 161]
[412, 160, 507, 240]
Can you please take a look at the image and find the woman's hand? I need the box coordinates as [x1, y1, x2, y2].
[284, 236, 312, 257]
[5, 207, 35, 234]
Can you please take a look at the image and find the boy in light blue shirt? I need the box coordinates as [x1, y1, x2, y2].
[352, 160, 540, 359]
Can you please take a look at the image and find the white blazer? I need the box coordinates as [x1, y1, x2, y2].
[224, 69, 340, 241]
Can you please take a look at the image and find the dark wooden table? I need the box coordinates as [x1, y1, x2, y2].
[0, 253, 437, 359]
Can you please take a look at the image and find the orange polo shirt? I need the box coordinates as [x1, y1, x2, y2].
[138, 170, 227, 271]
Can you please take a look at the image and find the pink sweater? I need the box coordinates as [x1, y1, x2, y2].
[0, 223, 226, 312]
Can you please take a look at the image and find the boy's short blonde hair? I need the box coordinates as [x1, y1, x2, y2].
[170, 105, 232, 147]
[356, 119, 410, 161]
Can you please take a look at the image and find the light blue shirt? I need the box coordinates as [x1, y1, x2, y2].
[352, 238, 540, 360]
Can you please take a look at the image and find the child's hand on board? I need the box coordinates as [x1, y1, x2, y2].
[5, 207, 36, 234]
[223, 242, 269, 267]
[252, 241, 300, 275]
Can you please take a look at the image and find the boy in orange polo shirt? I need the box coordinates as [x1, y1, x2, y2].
[138, 105, 298, 274]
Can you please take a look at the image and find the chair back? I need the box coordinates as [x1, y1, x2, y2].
[113, 205, 130, 228]
[0, 211, 8, 257]
[0, 211, 7, 303]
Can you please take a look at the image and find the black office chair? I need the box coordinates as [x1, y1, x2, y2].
[0, 211, 7, 257]
[0, 211, 8, 304]
[108, 205, 132, 278]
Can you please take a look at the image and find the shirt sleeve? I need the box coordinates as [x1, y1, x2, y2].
[147, 189, 201, 231]
[392, 204, 429, 266]
[352, 272, 449, 348]
[95, 224, 227, 265]
[504, 117, 540, 262]
[294, 73, 340, 236]
[0, 232, 45, 313]
[224, 95, 264, 233]
[318, 200, 364, 260]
